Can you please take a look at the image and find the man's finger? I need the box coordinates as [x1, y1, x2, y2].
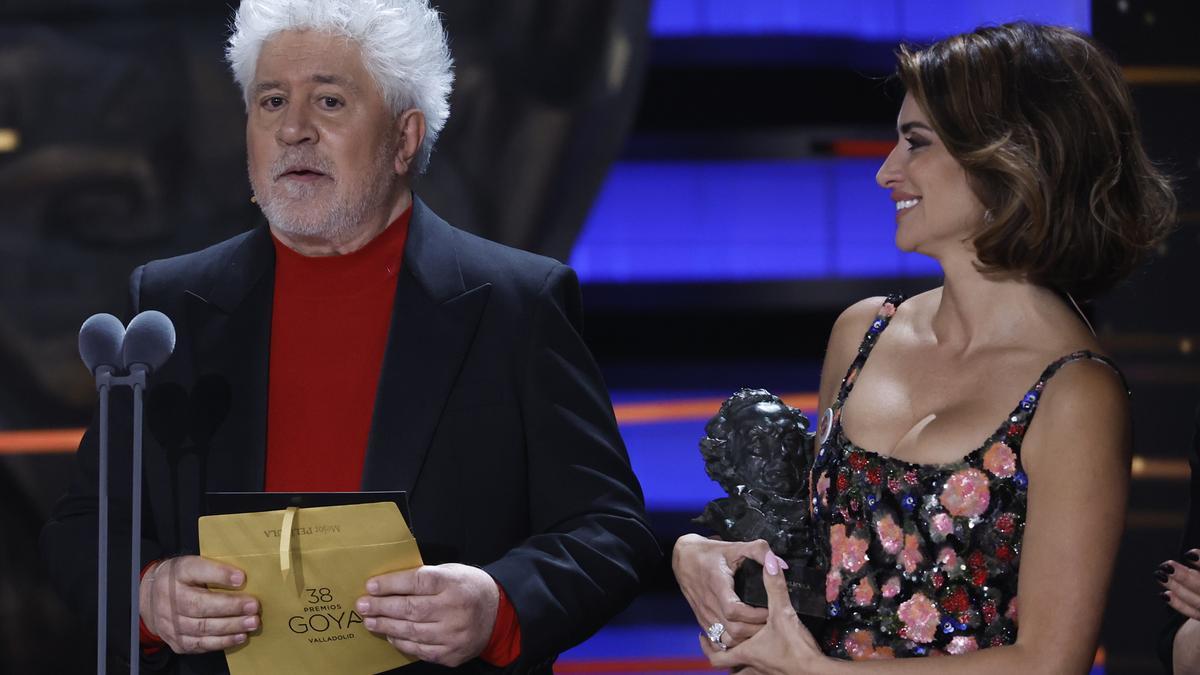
[367, 566, 443, 597]
[386, 635, 440, 662]
[177, 588, 258, 619]
[172, 556, 247, 589]
[177, 632, 248, 654]
[356, 593, 437, 621]
[176, 613, 259, 637]
[364, 615, 445, 646]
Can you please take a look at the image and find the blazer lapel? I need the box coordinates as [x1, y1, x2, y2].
[185, 227, 275, 493]
[362, 197, 491, 494]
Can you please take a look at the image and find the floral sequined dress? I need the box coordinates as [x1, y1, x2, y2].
[808, 294, 1124, 659]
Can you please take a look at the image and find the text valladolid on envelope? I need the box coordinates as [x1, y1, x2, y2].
[199, 502, 423, 675]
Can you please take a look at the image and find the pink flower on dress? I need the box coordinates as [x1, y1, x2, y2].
[853, 577, 876, 606]
[882, 576, 901, 598]
[875, 513, 903, 555]
[900, 533, 924, 574]
[983, 441, 1017, 478]
[897, 593, 939, 644]
[945, 636, 978, 655]
[843, 629, 897, 660]
[831, 523, 869, 573]
[931, 512, 954, 538]
[940, 468, 991, 518]
[937, 546, 958, 572]
[826, 569, 843, 603]
[843, 630, 874, 660]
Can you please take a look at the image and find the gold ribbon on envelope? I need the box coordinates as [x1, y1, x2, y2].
[199, 502, 423, 675]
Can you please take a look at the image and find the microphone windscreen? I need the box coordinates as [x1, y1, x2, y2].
[78, 313, 126, 374]
[122, 310, 177, 373]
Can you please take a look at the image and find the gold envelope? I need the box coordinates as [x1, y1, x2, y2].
[198, 501, 423, 675]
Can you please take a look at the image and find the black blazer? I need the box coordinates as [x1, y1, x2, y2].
[41, 198, 660, 674]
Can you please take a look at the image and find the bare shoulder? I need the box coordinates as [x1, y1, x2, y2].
[830, 296, 889, 345]
[1040, 356, 1128, 418]
[818, 295, 892, 410]
[1023, 355, 1131, 471]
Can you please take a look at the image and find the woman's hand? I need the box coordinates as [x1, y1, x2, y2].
[700, 550, 830, 672]
[1160, 551, 1200, 619]
[700, 551, 827, 675]
[672, 534, 770, 648]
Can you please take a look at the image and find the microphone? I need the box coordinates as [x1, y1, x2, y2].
[121, 310, 176, 374]
[119, 310, 175, 675]
[78, 313, 126, 376]
[77, 313, 127, 675]
[80, 309, 177, 675]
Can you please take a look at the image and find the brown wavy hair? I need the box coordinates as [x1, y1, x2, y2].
[896, 22, 1176, 299]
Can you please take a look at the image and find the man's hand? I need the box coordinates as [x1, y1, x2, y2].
[139, 556, 260, 654]
[356, 563, 500, 667]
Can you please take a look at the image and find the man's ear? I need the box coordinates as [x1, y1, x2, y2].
[394, 109, 426, 176]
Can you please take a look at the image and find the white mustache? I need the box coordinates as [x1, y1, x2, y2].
[272, 153, 334, 180]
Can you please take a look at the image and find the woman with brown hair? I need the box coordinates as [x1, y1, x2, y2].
[672, 21, 1175, 672]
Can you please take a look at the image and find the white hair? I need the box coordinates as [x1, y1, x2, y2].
[226, 0, 454, 174]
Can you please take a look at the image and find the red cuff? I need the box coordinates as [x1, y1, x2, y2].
[139, 561, 165, 654]
[479, 583, 521, 666]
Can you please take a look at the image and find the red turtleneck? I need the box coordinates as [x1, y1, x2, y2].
[259, 207, 519, 665]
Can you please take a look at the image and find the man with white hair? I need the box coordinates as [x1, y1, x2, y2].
[41, 1, 659, 672]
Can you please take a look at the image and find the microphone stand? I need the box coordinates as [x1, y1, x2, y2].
[95, 367, 113, 675]
[96, 365, 149, 675]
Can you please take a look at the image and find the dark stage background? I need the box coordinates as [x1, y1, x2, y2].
[1, 1, 1196, 673]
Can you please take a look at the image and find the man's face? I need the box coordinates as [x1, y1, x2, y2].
[247, 30, 402, 245]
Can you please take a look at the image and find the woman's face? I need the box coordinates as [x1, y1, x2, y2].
[876, 93, 986, 259]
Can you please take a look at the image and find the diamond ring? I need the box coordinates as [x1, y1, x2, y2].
[705, 621, 727, 650]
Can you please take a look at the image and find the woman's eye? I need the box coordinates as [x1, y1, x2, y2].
[905, 136, 928, 151]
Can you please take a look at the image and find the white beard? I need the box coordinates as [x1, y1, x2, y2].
[251, 139, 399, 246]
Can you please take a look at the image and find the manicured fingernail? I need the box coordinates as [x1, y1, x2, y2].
[1155, 570, 1169, 583]
[779, 557, 790, 570]
[243, 616, 257, 630]
[364, 617, 377, 630]
[243, 601, 258, 614]
[1163, 591, 1171, 602]
[356, 599, 369, 613]
[1186, 551, 1199, 563]
[234, 633, 247, 644]
[764, 553, 780, 576]
[230, 572, 245, 586]
[366, 580, 379, 594]
[1159, 563, 1175, 575]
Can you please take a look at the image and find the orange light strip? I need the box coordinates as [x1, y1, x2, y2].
[614, 393, 818, 425]
[0, 428, 84, 455]
[1123, 66, 1200, 86]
